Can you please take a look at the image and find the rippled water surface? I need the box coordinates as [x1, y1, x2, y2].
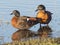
[0, 0, 60, 43]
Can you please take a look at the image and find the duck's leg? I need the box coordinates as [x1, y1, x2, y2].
[40, 23, 41, 29]
[46, 24, 48, 26]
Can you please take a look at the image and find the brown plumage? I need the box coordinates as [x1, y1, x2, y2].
[11, 10, 52, 29]
[35, 5, 53, 27]
[11, 10, 38, 29]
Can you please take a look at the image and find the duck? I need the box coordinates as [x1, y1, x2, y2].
[10, 10, 30, 29]
[35, 4, 53, 26]
[10, 10, 38, 29]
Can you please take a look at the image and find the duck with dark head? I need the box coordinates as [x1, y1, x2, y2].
[27, 4, 52, 27]
[36, 4, 52, 27]
[10, 10, 38, 29]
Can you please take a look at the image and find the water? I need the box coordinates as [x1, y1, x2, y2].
[0, 0, 60, 43]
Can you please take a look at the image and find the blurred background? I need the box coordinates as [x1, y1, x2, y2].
[0, 0, 60, 43]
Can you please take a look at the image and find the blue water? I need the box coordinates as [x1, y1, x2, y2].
[0, 0, 60, 43]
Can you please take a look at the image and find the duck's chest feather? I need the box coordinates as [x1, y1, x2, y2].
[11, 16, 18, 28]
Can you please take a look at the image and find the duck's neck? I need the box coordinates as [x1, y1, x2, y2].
[38, 10, 45, 13]
[15, 14, 20, 17]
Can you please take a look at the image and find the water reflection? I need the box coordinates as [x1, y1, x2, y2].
[11, 25, 53, 41]
[38, 26, 53, 37]
[12, 29, 36, 41]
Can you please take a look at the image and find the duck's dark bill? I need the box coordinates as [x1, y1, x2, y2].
[10, 13, 13, 15]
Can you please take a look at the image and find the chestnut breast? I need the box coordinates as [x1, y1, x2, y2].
[11, 16, 30, 29]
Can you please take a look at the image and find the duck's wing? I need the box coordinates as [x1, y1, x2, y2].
[44, 11, 53, 24]
[11, 16, 37, 29]
[16, 16, 31, 29]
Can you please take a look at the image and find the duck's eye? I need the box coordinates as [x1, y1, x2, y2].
[15, 15, 20, 17]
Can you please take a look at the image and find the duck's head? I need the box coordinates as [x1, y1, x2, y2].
[36, 4, 46, 12]
[11, 10, 20, 17]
